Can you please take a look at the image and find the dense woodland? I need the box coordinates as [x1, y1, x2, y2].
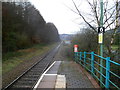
[2, 2, 60, 53]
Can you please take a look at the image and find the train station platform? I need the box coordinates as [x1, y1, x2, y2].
[34, 61, 66, 89]
[34, 61, 100, 89]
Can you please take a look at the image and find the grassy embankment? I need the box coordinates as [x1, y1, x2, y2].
[2, 43, 58, 75]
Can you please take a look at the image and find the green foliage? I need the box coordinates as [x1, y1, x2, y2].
[3, 31, 31, 52]
[32, 43, 47, 49]
[3, 32, 18, 52]
[44, 23, 60, 43]
[111, 45, 119, 50]
[114, 33, 120, 45]
[72, 28, 98, 53]
[3, 43, 57, 74]
[16, 33, 31, 49]
[3, 51, 24, 61]
[2, 43, 45, 62]
[2, 2, 60, 54]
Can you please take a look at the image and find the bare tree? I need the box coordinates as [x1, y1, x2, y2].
[70, 0, 120, 58]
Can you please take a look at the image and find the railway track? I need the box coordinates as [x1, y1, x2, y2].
[2, 44, 61, 90]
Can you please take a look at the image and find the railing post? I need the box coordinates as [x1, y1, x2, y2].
[75, 52, 78, 62]
[74, 52, 77, 62]
[105, 57, 110, 88]
[80, 52, 82, 60]
[80, 52, 82, 65]
[84, 52, 86, 67]
[76, 52, 79, 62]
[91, 52, 94, 76]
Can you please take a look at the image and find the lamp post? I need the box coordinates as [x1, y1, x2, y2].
[99, 0, 104, 87]
[97, 0, 104, 87]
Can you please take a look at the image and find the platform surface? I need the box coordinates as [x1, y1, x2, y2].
[35, 61, 63, 89]
[58, 61, 100, 88]
[34, 61, 99, 89]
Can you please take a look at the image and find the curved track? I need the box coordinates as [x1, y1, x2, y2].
[2, 44, 61, 90]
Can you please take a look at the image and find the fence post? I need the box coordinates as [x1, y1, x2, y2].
[105, 57, 110, 88]
[84, 52, 86, 67]
[91, 52, 94, 76]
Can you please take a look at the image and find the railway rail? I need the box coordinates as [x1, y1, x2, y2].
[2, 44, 61, 90]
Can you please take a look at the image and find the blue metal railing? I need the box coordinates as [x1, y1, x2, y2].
[74, 52, 120, 89]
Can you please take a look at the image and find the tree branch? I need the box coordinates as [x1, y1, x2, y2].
[72, 0, 96, 32]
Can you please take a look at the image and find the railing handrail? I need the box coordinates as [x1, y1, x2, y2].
[74, 51, 120, 89]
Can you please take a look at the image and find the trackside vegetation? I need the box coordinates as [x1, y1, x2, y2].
[3, 43, 58, 74]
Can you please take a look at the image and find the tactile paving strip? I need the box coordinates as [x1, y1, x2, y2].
[58, 61, 94, 88]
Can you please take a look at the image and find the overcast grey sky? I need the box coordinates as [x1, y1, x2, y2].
[29, 0, 115, 34]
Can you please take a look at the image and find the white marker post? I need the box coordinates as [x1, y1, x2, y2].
[74, 45, 78, 62]
[74, 45, 78, 52]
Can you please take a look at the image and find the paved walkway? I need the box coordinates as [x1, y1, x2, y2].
[34, 61, 99, 89]
[58, 61, 98, 88]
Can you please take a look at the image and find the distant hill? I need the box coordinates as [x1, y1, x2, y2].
[60, 34, 74, 40]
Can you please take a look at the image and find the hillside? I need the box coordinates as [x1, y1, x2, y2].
[2, 2, 60, 53]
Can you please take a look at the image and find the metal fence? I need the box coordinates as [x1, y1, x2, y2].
[74, 52, 120, 89]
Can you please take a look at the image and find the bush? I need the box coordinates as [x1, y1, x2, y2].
[3, 32, 18, 52]
[71, 28, 98, 53]
[16, 33, 31, 49]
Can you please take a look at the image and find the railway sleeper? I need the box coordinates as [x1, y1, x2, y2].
[13, 81, 35, 87]
[26, 71, 42, 75]
[20, 77, 38, 81]
[12, 84, 33, 88]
